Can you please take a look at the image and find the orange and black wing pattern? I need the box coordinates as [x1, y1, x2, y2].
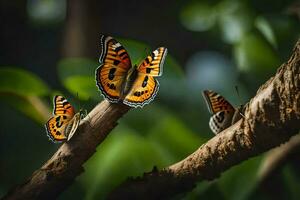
[202, 90, 235, 114]
[45, 95, 75, 142]
[53, 95, 75, 116]
[96, 35, 132, 102]
[137, 47, 167, 77]
[123, 47, 167, 107]
[123, 74, 159, 107]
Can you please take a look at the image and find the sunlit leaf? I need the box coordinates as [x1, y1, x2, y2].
[1, 95, 50, 124]
[63, 76, 99, 101]
[0, 67, 51, 123]
[57, 58, 99, 100]
[0, 67, 50, 96]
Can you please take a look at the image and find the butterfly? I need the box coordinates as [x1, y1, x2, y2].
[202, 90, 244, 135]
[45, 95, 84, 143]
[96, 35, 168, 108]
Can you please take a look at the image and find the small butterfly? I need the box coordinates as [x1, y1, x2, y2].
[45, 95, 84, 143]
[202, 90, 244, 135]
[96, 35, 168, 108]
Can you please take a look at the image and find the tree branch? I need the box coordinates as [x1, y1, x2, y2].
[108, 39, 300, 199]
[3, 101, 130, 200]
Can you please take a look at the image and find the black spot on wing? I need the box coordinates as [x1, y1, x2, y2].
[55, 116, 61, 122]
[119, 51, 127, 57]
[113, 60, 120, 65]
[142, 76, 149, 87]
[216, 111, 225, 123]
[108, 68, 116, 80]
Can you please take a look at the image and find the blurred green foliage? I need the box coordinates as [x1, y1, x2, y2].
[1, 0, 300, 199]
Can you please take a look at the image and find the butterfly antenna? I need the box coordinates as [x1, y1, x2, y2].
[235, 86, 242, 106]
[79, 96, 92, 127]
[234, 86, 245, 118]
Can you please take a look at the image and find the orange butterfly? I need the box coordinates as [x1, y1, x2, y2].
[202, 90, 244, 134]
[45, 95, 83, 143]
[96, 35, 168, 108]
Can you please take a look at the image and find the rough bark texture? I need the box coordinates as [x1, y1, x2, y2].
[2, 101, 130, 200]
[108, 40, 300, 199]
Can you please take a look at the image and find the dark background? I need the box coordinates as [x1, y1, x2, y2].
[0, 0, 299, 199]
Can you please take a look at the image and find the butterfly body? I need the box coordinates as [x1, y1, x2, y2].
[202, 90, 244, 134]
[96, 35, 167, 108]
[120, 65, 139, 100]
[45, 96, 83, 142]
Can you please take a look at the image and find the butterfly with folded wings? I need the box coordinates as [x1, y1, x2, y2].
[202, 90, 244, 134]
[45, 95, 84, 143]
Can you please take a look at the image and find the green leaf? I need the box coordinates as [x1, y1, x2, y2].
[63, 76, 99, 101]
[218, 156, 262, 200]
[255, 16, 277, 48]
[57, 58, 100, 100]
[117, 38, 151, 65]
[147, 110, 205, 161]
[78, 126, 167, 200]
[0, 67, 50, 96]
[0, 95, 50, 124]
[180, 1, 217, 32]
[0, 67, 51, 123]
[216, 1, 254, 44]
[234, 32, 281, 78]
[282, 165, 300, 200]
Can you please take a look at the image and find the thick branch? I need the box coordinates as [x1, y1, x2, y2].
[109, 40, 300, 199]
[3, 101, 130, 200]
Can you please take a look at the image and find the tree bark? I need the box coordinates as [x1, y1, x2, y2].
[108, 39, 300, 199]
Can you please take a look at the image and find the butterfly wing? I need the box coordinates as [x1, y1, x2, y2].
[53, 95, 75, 116]
[66, 112, 82, 141]
[137, 47, 167, 77]
[202, 90, 236, 134]
[202, 90, 235, 114]
[96, 35, 132, 102]
[123, 47, 167, 107]
[123, 74, 159, 107]
[209, 111, 234, 134]
[45, 115, 72, 142]
[45, 95, 77, 142]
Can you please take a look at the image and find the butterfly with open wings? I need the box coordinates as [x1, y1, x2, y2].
[96, 35, 168, 108]
[45, 95, 84, 143]
[202, 90, 244, 134]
